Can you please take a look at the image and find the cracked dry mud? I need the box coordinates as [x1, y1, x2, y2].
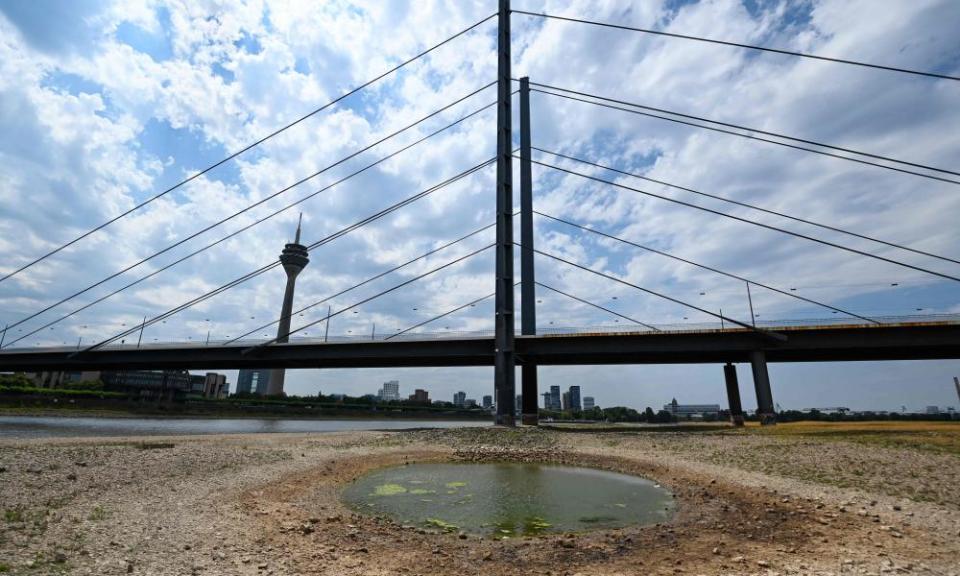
[1, 426, 958, 575]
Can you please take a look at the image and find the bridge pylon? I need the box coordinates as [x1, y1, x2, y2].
[750, 351, 776, 425]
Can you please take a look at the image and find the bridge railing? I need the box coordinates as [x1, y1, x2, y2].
[7, 312, 960, 353]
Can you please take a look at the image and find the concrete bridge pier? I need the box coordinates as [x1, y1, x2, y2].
[750, 350, 777, 425]
[723, 363, 745, 426]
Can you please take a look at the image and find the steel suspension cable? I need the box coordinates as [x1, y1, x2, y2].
[520, 242, 785, 340]
[0, 12, 498, 285]
[66, 159, 494, 355]
[387, 288, 503, 340]
[531, 87, 960, 186]
[2, 93, 498, 342]
[536, 147, 960, 267]
[535, 281, 659, 331]
[527, 157, 960, 283]
[247, 244, 496, 351]
[513, 10, 960, 82]
[225, 216, 510, 345]
[531, 88, 960, 186]
[536, 210, 880, 324]
[531, 83, 959, 179]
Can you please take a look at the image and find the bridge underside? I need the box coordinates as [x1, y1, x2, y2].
[2, 323, 959, 372]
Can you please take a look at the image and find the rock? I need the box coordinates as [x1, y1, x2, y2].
[712, 547, 720, 555]
[757, 560, 770, 567]
[732, 556, 745, 563]
[67, 473, 77, 481]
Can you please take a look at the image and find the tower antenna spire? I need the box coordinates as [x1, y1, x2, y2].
[295, 213, 302, 244]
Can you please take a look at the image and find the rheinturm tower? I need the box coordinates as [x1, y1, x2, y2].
[266, 215, 309, 396]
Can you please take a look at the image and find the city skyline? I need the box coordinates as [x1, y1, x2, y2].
[193, 361, 960, 414]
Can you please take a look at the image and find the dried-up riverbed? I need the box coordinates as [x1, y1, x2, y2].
[1, 425, 958, 575]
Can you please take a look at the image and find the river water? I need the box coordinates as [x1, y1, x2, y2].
[0, 416, 489, 439]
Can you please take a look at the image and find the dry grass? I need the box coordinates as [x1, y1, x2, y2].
[748, 420, 960, 456]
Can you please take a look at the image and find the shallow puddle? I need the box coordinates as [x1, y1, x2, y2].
[342, 462, 674, 537]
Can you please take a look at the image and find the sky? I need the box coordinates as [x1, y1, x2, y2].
[0, 0, 959, 412]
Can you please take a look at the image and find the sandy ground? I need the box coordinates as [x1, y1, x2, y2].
[1, 426, 958, 575]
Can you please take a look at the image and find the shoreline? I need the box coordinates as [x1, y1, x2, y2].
[0, 407, 490, 421]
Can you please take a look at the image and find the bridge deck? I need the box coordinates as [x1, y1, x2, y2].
[2, 319, 960, 371]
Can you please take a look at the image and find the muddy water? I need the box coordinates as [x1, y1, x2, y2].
[343, 462, 674, 537]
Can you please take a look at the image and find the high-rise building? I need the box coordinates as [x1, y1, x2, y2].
[380, 380, 400, 401]
[267, 216, 310, 396]
[516, 394, 523, 415]
[237, 369, 272, 395]
[482, 395, 493, 409]
[542, 391, 552, 410]
[568, 386, 581, 411]
[583, 396, 596, 410]
[409, 389, 429, 403]
[453, 391, 466, 407]
[562, 391, 571, 411]
[549, 385, 561, 411]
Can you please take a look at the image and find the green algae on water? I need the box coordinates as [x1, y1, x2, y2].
[372, 483, 407, 496]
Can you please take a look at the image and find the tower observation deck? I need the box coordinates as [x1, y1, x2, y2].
[266, 215, 309, 395]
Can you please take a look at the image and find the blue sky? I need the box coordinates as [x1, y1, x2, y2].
[1, 0, 959, 411]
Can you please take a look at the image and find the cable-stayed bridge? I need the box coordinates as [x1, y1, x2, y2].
[2, 1, 960, 427]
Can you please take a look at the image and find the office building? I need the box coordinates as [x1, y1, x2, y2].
[379, 380, 400, 401]
[409, 389, 429, 403]
[453, 391, 466, 407]
[568, 386, 581, 411]
[26, 371, 101, 388]
[583, 396, 596, 410]
[549, 385, 561, 411]
[188, 373, 229, 399]
[562, 391, 571, 411]
[482, 395, 493, 409]
[663, 398, 721, 418]
[101, 370, 193, 400]
[237, 369, 272, 395]
[542, 391, 552, 410]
